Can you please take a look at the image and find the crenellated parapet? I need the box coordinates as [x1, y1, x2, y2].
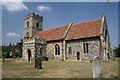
[24, 13, 43, 21]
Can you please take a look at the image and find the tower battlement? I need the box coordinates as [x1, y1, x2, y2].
[24, 13, 43, 20]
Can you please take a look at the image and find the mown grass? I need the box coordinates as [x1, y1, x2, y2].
[2, 58, 119, 78]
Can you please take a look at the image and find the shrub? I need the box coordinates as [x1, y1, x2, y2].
[12, 52, 20, 58]
[3, 52, 9, 58]
[113, 44, 120, 58]
[0, 51, 2, 57]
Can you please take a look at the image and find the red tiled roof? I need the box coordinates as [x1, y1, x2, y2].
[34, 18, 102, 41]
[34, 25, 68, 41]
[66, 19, 102, 40]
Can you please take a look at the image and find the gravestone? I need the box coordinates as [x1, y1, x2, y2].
[35, 43, 43, 69]
[93, 56, 101, 78]
[35, 56, 42, 69]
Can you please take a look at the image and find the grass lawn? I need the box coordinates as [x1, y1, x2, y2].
[2, 58, 119, 78]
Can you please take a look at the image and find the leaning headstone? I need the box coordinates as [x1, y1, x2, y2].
[93, 56, 101, 78]
[35, 56, 42, 69]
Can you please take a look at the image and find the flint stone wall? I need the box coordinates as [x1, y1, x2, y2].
[66, 37, 100, 61]
[46, 41, 63, 61]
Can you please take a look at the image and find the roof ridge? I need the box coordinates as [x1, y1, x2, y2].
[72, 18, 102, 26]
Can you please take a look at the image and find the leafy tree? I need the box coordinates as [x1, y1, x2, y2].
[16, 39, 23, 57]
[12, 52, 20, 58]
[16, 39, 23, 49]
[113, 44, 120, 57]
[2, 52, 8, 58]
[0, 51, 2, 57]
[9, 43, 12, 46]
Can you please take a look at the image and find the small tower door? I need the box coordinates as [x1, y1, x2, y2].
[28, 49, 31, 61]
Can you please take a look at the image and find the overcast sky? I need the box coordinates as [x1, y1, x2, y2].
[1, 2, 119, 49]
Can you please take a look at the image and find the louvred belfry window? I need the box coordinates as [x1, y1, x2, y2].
[27, 21, 29, 27]
[36, 22, 39, 28]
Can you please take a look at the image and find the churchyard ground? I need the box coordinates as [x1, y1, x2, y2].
[2, 58, 119, 78]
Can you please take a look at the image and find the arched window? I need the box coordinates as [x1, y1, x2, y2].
[55, 44, 60, 55]
[27, 21, 29, 27]
[39, 47, 43, 56]
[36, 22, 39, 28]
[83, 42, 89, 53]
[68, 47, 72, 54]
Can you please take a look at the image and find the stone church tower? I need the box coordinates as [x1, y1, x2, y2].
[22, 13, 43, 61]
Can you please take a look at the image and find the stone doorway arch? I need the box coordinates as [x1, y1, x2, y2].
[27, 49, 31, 61]
[77, 52, 80, 60]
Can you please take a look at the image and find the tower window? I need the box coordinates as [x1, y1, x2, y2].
[27, 21, 29, 27]
[83, 42, 89, 53]
[25, 32, 29, 40]
[55, 44, 60, 55]
[36, 22, 39, 28]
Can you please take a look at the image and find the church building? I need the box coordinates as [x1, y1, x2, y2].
[22, 13, 113, 61]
